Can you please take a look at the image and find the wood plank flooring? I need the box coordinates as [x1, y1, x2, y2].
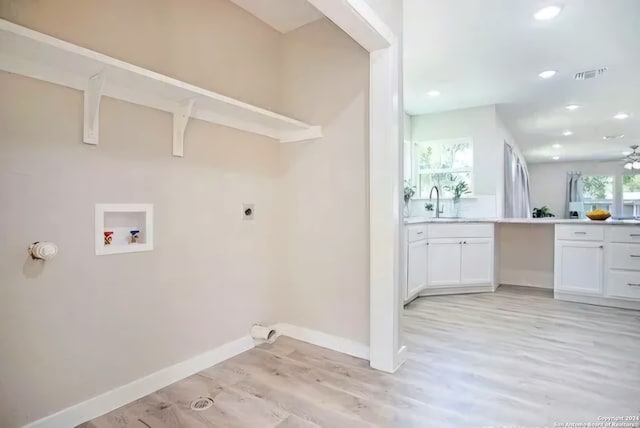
[81, 286, 640, 427]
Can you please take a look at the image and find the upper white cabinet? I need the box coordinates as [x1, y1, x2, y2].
[554, 240, 604, 295]
[460, 238, 493, 284]
[427, 238, 462, 287]
[0, 19, 322, 154]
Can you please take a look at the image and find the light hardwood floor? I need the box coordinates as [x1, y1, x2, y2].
[82, 286, 640, 427]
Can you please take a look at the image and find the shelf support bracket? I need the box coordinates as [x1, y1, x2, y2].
[172, 99, 195, 157]
[83, 71, 105, 145]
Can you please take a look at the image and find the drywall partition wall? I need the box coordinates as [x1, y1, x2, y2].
[411, 105, 498, 196]
[315, 0, 404, 372]
[411, 105, 500, 217]
[0, 1, 283, 426]
[528, 160, 623, 218]
[278, 18, 371, 348]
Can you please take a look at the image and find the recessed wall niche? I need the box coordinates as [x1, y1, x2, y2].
[95, 204, 153, 255]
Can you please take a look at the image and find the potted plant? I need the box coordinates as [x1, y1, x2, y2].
[445, 177, 470, 217]
[403, 181, 416, 217]
[425, 202, 434, 218]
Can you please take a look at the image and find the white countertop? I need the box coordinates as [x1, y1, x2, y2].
[404, 217, 640, 225]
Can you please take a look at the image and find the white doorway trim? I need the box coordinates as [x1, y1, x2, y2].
[309, 0, 406, 373]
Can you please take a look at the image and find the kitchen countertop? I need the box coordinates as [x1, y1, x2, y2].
[404, 217, 640, 225]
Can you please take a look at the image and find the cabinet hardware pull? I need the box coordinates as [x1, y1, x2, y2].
[599, 245, 604, 249]
[630, 255, 640, 258]
[630, 234, 640, 237]
[627, 283, 640, 287]
[463, 241, 467, 244]
[574, 231, 587, 234]
[416, 231, 423, 234]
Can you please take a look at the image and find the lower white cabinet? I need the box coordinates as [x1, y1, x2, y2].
[403, 223, 494, 301]
[407, 239, 428, 298]
[554, 240, 604, 295]
[427, 238, 461, 287]
[460, 238, 494, 284]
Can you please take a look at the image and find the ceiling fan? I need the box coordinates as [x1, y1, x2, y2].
[623, 145, 640, 170]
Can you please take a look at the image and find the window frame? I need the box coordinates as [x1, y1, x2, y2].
[410, 137, 474, 200]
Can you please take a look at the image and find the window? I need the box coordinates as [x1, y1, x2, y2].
[412, 138, 473, 199]
[623, 174, 640, 217]
[582, 175, 613, 213]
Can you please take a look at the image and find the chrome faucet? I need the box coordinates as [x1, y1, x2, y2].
[429, 186, 441, 218]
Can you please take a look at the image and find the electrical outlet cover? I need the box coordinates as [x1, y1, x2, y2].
[242, 203, 255, 221]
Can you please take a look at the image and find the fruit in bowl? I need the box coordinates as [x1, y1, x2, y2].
[586, 209, 611, 221]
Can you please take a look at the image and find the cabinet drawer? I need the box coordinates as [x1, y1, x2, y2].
[609, 243, 640, 271]
[428, 223, 493, 239]
[407, 225, 428, 242]
[609, 226, 640, 243]
[555, 225, 604, 241]
[606, 270, 640, 300]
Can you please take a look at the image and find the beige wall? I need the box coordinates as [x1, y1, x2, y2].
[0, 1, 285, 426]
[0, 0, 282, 111]
[0, 2, 374, 427]
[278, 19, 370, 344]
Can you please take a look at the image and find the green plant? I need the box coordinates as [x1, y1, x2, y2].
[533, 206, 555, 218]
[404, 181, 416, 203]
[445, 178, 471, 202]
[425, 202, 434, 211]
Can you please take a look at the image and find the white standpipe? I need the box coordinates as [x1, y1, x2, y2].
[251, 324, 277, 345]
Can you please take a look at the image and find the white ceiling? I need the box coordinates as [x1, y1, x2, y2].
[404, 0, 640, 163]
[228, 0, 323, 33]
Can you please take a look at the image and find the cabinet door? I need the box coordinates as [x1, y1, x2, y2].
[407, 240, 428, 298]
[427, 238, 461, 287]
[460, 238, 493, 285]
[554, 240, 604, 295]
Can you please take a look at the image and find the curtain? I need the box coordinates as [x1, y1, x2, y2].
[565, 172, 583, 218]
[504, 143, 532, 218]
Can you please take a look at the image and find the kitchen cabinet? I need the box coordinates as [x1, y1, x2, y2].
[403, 222, 495, 302]
[460, 238, 494, 284]
[407, 239, 428, 298]
[554, 240, 604, 295]
[427, 238, 462, 287]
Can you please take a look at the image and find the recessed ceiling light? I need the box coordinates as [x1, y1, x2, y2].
[534, 5, 562, 20]
[562, 130, 573, 136]
[623, 151, 632, 156]
[538, 70, 557, 79]
[565, 104, 580, 111]
[603, 134, 625, 140]
[426, 90, 440, 97]
[552, 143, 562, 149]
[552, 156, 560, 160]
[614, 112, 630, 120]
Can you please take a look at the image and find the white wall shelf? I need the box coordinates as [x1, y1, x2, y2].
[0, 19, 322, 154]
[95, 204, 153, 256]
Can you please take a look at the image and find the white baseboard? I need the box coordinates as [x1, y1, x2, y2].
[274, 323, 370, 360]
[24, 324, 370, 428]
[25, 335, 255, 428]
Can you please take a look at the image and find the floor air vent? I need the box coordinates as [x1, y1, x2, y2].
[190, 397, 214, 411]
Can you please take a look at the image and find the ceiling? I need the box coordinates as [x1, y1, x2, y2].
[228, 0, 323, 33]
[403, 0, 640, 163]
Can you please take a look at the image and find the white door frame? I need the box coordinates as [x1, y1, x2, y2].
[308, 0, 406, 373]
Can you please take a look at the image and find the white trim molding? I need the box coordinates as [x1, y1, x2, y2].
[24, 336, 254, 428]
[23, 324, 371, 428]
[274, 323, 370, 360]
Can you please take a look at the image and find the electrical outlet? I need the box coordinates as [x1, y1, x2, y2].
[242, 203, 255, 221]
